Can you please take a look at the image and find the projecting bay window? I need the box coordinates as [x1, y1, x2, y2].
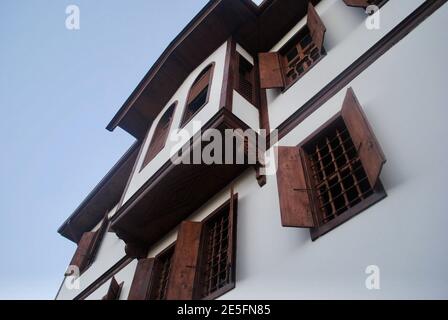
[258, 3, 326, 91]
[276, 88, 387, 240]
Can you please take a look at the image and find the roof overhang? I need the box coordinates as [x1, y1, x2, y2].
[107, 0, 317, 139]
[110, 108, 263, 247]
[58, 142, 140, 243]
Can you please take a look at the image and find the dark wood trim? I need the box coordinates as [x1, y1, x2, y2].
[179, 62, 216, 128]
[220, 37, 237, 111]
[254, 56, 270, 133]
[73, 256, 133, 300]
[274, 0, 447, 144]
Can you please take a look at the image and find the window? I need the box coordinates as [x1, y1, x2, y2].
[276, 88, 386, 240]
[258, 3, 326, 90]
[65, 213, 109, 276]
[149, 244, 175, 300]
[165, 191, 237, 300]
[235, 53, 256, 105]
[195, 201, 235, 299]
[279, 25, 325, 88]
[141, 102, 177, 170]
[180, 63, 214, 127]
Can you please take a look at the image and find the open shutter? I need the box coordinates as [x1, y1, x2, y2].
[341, 88, 386, 188]
[65, 231, 96, 275]
[166, 221, 202, 300]
[276, 146, 314, 228]
[343, 0, 370, 8]
[128, 258, 155, 300]
[307, 3, 326, 52]
[102, 276, 123, 300]
[258, 52, 285, 89]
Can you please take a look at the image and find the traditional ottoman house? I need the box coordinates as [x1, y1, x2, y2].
[56, 0, 448, 300]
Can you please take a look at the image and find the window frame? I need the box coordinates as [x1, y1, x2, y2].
[234, 53, 257, 106]
[148, 242, 176, 300]
[297, 112, 387, 241]
[180, 62, 215, 128]
[278, 25, 327, 92]
[195, 194, 238, 300]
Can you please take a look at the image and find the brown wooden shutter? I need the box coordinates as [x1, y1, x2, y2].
[343, 0, 370, 8]
[227, 187, 238, 284]
[307, 3, 326, 52]
[165, 221, 202, 300]
[341, 88, 386, 188]
[276, 146, 315, 228]
[188, 68, 212, 104]
[128, 258, 155, 300]
[258, 52, 285, 89]
[65, 231, 97, 275]
[102, 276, 123, 300]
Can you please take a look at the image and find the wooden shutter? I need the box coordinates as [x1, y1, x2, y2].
[227, 188, 238, 284]
[276, 146, 314, 228]
[165, 221, 202, 300]
[102, 276, 123, 300]
[307, 3, 326, 52]
[65, 231, 96, 275]
[128, 258, 155, 300]
[188, 68, 212, 104]
[341, 88, 386, 188]
[343, 0, 370, 8]
[258, 52, 285, 89]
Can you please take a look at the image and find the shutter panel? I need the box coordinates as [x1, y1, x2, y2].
[102, 276, 123, 300]
[343, 0, 370, 8]
[341, 88, 386, 188]
[258, 52, 285, 89]
[276, 146, 314, 228]
[128, 258, 155, 300]
[65, 231, 96, 275]
[188, 69, 212, 104]
[227, 187, 238, 284]
[165, 221, 202, 300]
[307, 3, 326, 52]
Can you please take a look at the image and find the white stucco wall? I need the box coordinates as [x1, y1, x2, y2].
[266, 0, 426, 130]
[58, 0, 448, 300]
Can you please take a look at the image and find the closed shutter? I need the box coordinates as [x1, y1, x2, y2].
[307, 3, 326, 52]
[102, 276, 123, 300]
[276, 146, 315, 228]
[128, 258, 155, 300]
[65, 231, 97, 275]
[341, 88, 386, 188]
[343, 0, 370, 8]
[165, 221, 202, 300]
[227, 188, 238, 284]
[258, 52, 285, 89]
[188, 68, 212, 104]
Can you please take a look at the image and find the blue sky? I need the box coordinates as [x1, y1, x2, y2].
[0, 0, 220, 300]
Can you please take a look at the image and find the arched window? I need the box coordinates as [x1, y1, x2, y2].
[141, 102, 177, 170]
[180, 63, 214, 127]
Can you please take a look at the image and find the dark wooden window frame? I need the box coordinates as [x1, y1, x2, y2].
[298, 112, 387, 241]
[180, 62, 215, 128]
[140, 102, 177, 171]
[148, 242, 176, 300]
[195, 194, 238, 300]
[278, 25, 327, 92]
[343, 0, 389, 10]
